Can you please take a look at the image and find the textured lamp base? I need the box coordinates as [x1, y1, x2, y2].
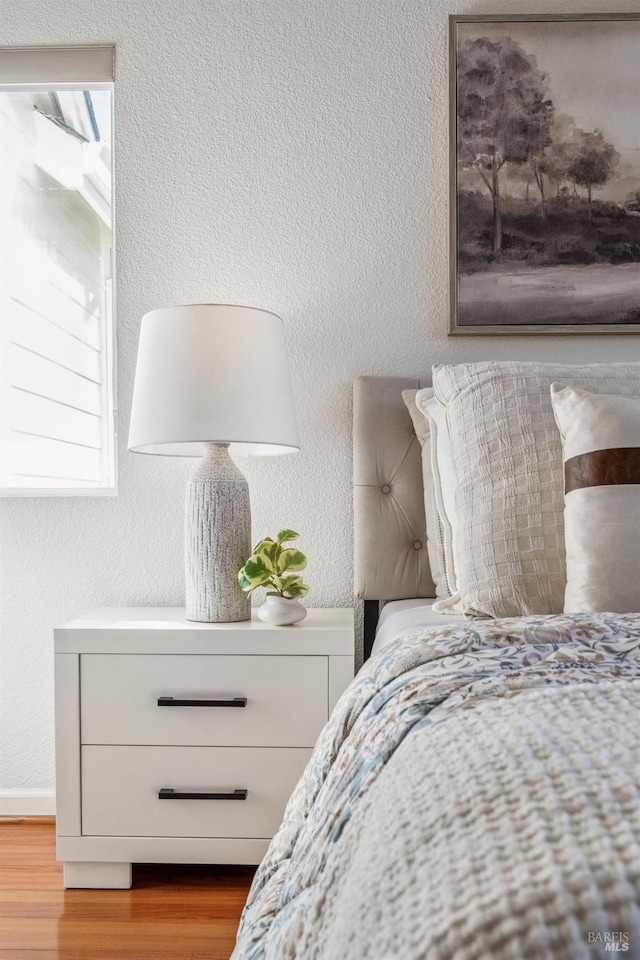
[185, 443, 251, 623]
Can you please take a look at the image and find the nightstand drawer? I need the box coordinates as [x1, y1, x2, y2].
[81, 655, 328, 747]
[81, 745, 311, 838]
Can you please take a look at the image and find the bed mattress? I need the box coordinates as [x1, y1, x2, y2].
[372, 598, 466, 655]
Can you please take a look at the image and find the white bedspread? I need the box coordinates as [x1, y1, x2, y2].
[232, 613, 640, 960]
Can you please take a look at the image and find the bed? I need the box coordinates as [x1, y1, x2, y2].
[232, 374, 640, 960]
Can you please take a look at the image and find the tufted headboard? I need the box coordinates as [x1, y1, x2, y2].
[353, 376, 434, 657]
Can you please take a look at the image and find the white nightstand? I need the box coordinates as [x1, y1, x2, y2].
[54, 607, 354, 889]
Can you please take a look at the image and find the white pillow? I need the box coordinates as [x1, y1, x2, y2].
[402, 389, 459, 604]
[433, 361, 640, 618]
[402, 389, 448, 600]
[551, 383, 640, 613]
[415, 390, 459, 601]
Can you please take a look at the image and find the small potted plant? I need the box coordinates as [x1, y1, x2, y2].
[238, 529, 310, 625]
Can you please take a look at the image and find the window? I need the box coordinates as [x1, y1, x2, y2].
[0, 46, 115, 494]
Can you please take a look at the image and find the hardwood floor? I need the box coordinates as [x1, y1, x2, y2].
[0, 819, 255, 959]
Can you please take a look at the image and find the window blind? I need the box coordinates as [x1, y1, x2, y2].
[0, 45, 114, 85]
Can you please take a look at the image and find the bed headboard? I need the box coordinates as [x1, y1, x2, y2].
[353, 376, 434, 658]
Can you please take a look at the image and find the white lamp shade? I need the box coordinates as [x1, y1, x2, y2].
[128, 304, 299, 456]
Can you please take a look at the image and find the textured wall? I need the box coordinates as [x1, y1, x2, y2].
[1, 0, 638, 794]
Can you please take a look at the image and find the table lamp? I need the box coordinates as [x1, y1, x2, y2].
[128, 304, 299, 622]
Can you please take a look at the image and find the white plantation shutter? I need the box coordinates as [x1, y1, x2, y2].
[0, 46, 116, 494]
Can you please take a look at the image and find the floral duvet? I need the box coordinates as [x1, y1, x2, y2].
[232, 613, 640, 960]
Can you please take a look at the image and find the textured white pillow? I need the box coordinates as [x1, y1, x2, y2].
[551, 384, 640, 613]
[402, 389, 449, 600]
[415, 389, 459, 604]
[433, 361, 640, 618]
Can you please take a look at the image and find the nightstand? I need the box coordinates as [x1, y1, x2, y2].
[54, 607, 354, 889]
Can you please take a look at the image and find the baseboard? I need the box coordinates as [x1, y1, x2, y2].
[0, 789, 56, 817]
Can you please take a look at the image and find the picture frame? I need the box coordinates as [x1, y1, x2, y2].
[449, 13, 640, 335]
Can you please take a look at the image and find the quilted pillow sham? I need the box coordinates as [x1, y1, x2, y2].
[432, 361, 640, 618]
[551, 384, 640, 614]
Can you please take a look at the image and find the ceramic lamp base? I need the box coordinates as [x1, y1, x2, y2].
[185, 443, 251, 623]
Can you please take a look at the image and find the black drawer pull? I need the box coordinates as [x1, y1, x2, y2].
[158, 788, 248, 801]
[157, 696, 247, 708]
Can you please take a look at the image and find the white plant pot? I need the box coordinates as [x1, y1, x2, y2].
[257, 594, 308, 626]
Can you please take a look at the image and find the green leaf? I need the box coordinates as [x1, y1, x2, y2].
[241, 556, 273, 587]
[284, 584, 310, 599]
[279, 574, 310, 599]
[284, 584, 305, 599]
[237, 570, 253, 592]
[254, 539, 278, 573]
[276, 529, 300, 545]
[281, 574, 303, 587]
[278, 548, 307, 573]
[253, 537, 276, 554]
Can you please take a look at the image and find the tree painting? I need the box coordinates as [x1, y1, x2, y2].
[452, 16, 640, 332]
[566, 131, 620, 219]
[457, 37, 554, 252]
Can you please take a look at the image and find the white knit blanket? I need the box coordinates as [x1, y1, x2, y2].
[232, 614, 640, 960]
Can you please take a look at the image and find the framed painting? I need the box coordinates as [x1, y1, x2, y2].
[449, 13, 640, 335]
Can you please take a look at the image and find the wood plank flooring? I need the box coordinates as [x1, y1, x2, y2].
[0, 819, 255, 959]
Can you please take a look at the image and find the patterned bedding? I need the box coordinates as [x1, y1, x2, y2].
[232, 614, 640, 960]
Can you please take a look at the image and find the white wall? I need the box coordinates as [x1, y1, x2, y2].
[2, 0, 639, 801]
